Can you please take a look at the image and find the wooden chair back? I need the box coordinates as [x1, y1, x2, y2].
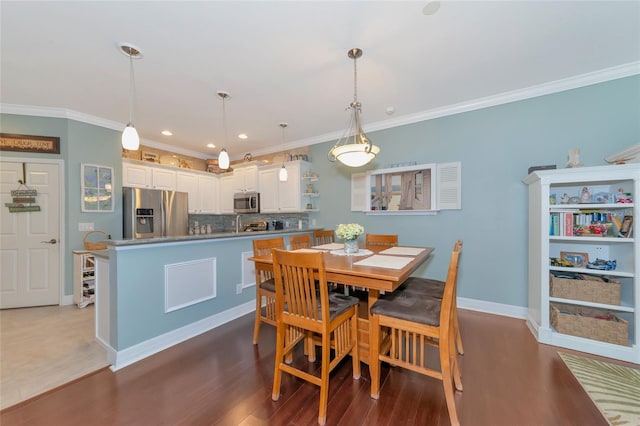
[313, 229, 335, 245]
[251, 237, 286, 344]
[365, 233, 398, 248]
[272, 249, 329, 331]
[289, 233, 313, 250]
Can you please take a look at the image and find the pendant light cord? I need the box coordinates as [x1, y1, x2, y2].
[128, 52, 135, 124]
[353, 53, 358, 104]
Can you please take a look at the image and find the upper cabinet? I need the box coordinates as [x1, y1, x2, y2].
[232, 164, 258, 193]
[218, 174, 235, 214]
[351, 162, 461, 214]
[176, 171, 219, 214]
[258, 160, 315, 213]
[123, 159, 177, 190]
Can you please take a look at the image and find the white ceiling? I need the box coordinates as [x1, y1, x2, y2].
[2, 1, 639, 161]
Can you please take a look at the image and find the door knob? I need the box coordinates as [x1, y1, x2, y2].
[41, 239, 57, 244]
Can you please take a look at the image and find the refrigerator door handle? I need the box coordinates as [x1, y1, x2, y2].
[161, 191, 167, 237]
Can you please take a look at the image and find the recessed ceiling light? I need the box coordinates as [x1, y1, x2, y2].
[161, 130, 173, 136]
[423, 1, 441, 15]
[238, 134, 248, 140]
[207, 143, 216, 149]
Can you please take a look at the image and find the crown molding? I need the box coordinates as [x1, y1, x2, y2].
[2, 61, 639, 159]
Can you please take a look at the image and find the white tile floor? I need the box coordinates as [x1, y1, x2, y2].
[0, 304, 108, 410]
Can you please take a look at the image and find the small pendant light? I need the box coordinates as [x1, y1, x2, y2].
[118, 43, 143, 151]
[217, 91, 230, 170]
[279, 123, 288, 182]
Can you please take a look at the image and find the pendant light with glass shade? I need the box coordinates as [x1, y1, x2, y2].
[118, 43, 143, 151]
[217, 91, 231, 170]
[278, 123, 288, 182]
[328, 48, 380, 167]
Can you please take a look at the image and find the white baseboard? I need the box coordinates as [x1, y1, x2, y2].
[458, 297, 527, 319]
[104, 297, 526, 371]
[109, 300, 255, 371]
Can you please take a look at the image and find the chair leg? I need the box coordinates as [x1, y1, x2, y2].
[454, 309, 464, 355]
[369, 313, 381, 399]
[439, 334, 460, 426]
[318, 332, 331, 425]
[253, 293, 262, 344]
[272, 323, 285, 401]
[350, 311, 361, 379]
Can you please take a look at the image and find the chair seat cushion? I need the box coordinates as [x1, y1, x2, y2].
[327, 293, 359, 320]
[260, 278, 276, 293]
[398, 276, 445, 299]
[370, 288, 441, 326]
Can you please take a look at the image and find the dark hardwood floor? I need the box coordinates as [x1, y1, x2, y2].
[1, 309, 614, 425]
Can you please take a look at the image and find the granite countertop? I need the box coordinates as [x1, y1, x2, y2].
[104, 228, 320, 247]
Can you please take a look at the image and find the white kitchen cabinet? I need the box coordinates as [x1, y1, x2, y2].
[122, 159, 176, 190]
[219, 174, 235, 214]
[177, 171, 219, 214]
[73, 250, 95, 308]
[258, 167, 279, 213]
[257, 160, 314, 213]
[231, 164, 258, 193]
[198, 174, 218, 213]
[524, 163, 639, 364]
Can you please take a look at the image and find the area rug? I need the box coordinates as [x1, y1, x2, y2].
[559, 352, 640, 426]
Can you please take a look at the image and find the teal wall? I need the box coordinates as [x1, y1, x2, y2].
[310, 75, 640, 307]
[0, 114, 123, 297]
[2, 75, 639, 309]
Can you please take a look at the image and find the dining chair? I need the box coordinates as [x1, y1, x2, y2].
[365, 233, 398, 248]
[252, 237, 286, 345]
[313, 229, 335, 246]
[369, 240, 463, 426]
[271, 248, 360, 426]
[398, 275, 464, 355]
[289, 233, 313, 250]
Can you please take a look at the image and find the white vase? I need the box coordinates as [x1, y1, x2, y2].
[344, 238, 359, 254]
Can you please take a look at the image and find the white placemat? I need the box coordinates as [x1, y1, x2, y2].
[379, 246, 425, 256]
[312, 243, 344, 250]
[329, 248, 373, 257]
[354, 254, 413, 269]
[293, 248, 323, 253]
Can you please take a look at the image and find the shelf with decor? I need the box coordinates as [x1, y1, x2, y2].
[524, 163, 639, 364]
[73, 250, 96, 308]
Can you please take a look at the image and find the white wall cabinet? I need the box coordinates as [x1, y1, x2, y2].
[219, 174, 235, 214]
[177, 171, 219, 214]
[257, 160, 314, 213]
[231, 164, 258, 193]
[123, 160, 177, 190]
[73, 250, 95, 308]
[524, 164, 639, 364]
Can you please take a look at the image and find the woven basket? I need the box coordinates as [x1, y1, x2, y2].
[550, 303, 628, 346]
[550, 273, 621, 305]
[83, 230, 108, 250]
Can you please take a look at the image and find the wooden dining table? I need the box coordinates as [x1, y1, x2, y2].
[248, 243, 434, 370]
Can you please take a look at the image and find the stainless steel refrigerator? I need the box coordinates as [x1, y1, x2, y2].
[123, 187, 189, 239]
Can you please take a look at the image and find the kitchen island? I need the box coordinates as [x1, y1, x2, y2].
[95, 228, 317, 370]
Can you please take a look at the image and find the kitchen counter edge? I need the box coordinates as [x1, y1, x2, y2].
[103, 228, 322, 247]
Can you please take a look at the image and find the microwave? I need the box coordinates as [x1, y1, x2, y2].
[234, 192, 260, 213]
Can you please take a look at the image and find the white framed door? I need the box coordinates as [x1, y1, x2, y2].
[0, 159, 64, 308]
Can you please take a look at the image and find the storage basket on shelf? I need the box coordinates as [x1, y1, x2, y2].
[550, 302, 628, 346]
[549, 273, 621, 305]
[83, 230, 109, 250]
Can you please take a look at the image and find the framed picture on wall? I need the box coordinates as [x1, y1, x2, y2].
[81, 164, 114, 212]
